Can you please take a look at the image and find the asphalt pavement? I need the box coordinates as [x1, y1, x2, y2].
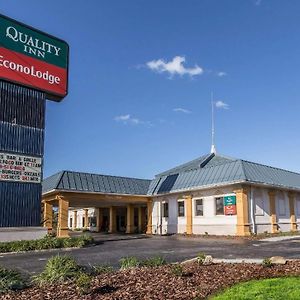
[0, 234, 299, 276]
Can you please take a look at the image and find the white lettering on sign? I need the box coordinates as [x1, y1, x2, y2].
[0, 152, 42, 183]
[6, 26, 61, 59]
[0, 55, 61, 85]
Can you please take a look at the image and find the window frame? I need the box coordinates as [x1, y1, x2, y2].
[254, 191, 265, 216]
[296, 198, 300, 215]
[162, 201, 169, 218]
[178, 200, 185, 217]
[278, 197, 286, 217]
[215, 196, 225, 216]
[194, 198, 204, 217]
[89, 216, 97, 227]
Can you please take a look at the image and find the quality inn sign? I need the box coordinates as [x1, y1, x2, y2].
[0, 14, 69, 101]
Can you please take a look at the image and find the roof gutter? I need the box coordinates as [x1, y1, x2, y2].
[42, 189, 151, 198]
[150, 179, 300, 197]
[150, 180, 248, 197]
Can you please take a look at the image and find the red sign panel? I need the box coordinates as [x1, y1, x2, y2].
[224, 205, 237, 216]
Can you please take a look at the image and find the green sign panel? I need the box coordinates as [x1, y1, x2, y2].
[224, 195, 236, 206]
[0, 14, 68, 101]
[0, 16, 68, 68]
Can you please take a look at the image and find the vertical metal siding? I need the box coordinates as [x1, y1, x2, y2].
[0, 81, 45, 129]
[0, 122, 44, 156]
[0, 182, 42, 227]
[0, 81, 45, 227]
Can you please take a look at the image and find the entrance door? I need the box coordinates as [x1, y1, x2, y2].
[117, 215, 126, 232]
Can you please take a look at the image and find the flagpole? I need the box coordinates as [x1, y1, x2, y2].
[211, 92, 216, 154]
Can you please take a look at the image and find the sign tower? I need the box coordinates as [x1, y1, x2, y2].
[0, 14, 68, 232]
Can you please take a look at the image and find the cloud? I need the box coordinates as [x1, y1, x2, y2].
[114, 114, 130, 122]
[146, 56, 203, 77]
[114, 114, 153, 127]
[215, 101, 229, 109]
[114, 114, 141, 125]
[217, 71, 227, 77]
[255, 0, 262, 5]
[173, 107, 192, 114]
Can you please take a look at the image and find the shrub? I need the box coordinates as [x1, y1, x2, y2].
[0, 267, 26, 293]
[171, 264, 184, 277]
[0, 235, 94, 253]
[76, 235, 94, 247]
[262, 258, 273, 268]
[141, 256, 166, 267]
[91, 265, 114, 275]
[33, 255, 82, 286]
[119, 257, 140, 269]
[196, 252, 206, 265]
[75, 272, 91, 294]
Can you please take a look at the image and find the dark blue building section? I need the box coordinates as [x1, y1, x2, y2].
[0, 182, 41, 227]
[0, 81, 45, 227]
[0, 123, 44, 156]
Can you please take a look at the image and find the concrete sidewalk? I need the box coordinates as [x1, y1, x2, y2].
[259, 235, 300, 242]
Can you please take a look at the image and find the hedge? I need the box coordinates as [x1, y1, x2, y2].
[0, 234, 94, 253]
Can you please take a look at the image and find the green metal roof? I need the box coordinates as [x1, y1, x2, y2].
[42, 171, 151, 196]
[156, 153, 235, 177]
[147, 153, 300, 195]
[43, 154, 300, 197]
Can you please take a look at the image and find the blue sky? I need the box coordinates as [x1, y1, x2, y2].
[2, 0, 300, 179]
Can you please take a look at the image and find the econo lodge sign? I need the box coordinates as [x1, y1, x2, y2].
[0, 14, 68, 101]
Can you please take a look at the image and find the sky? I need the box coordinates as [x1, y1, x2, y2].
[1, 0, 300, 179]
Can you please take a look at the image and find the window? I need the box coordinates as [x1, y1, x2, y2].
[162, 202, 169, 218]
[195, 199, 203, 216]
[215, 197, 224, 215]
[82, 217, 85, 227]
[278, 193, 286, 216]
[278, 199, 286, 216]
[254, 189, 264, 216]
[70, 218, 73, 228]
[278, 198, 286, 216]
[178, 200, 185, 217]
[89, 216, 97, 227]
[296, 198, 300, 215]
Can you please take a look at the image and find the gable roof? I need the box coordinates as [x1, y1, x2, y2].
[42, 171, 151, 196]
[147, 153, 300, 195]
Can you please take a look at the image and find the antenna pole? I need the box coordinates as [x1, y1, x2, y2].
[211, 92, 216, 154]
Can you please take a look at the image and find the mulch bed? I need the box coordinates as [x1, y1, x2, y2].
[176, 232, 300, 241]
[2, 261, 300, 300]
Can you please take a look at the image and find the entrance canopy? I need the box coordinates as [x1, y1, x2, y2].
[42, 171, 152, 237]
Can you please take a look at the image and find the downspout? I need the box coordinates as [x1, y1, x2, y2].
[160, 199, 163, 235]
[250, 186, 256, 234]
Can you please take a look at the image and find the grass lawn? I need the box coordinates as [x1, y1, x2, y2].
[212, 276, 300, 300]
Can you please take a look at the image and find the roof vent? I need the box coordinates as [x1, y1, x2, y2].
[200, 153, 215, 168]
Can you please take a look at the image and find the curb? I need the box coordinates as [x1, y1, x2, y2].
[181, 257, 300, 265]
[0, 246, 85, 256]
[259, 236, 300, 242]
